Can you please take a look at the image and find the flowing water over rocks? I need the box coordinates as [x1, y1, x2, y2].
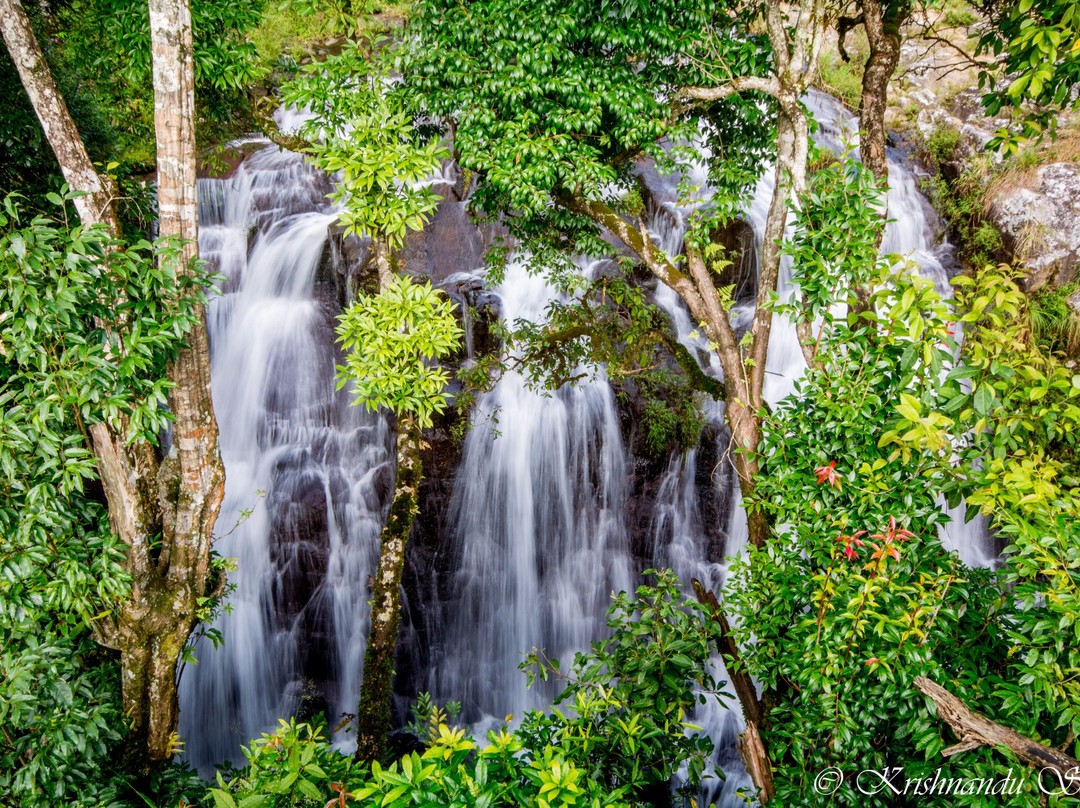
[180, 145, 393, 771]
[178, 95, 996, 797]
[428, 260, 635, 728]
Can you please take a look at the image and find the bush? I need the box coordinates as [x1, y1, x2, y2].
[207, 571, 725, 807]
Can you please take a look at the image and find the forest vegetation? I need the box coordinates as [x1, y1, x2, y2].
[2, 0, 1080, 806]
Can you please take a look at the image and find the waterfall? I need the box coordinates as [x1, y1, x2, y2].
[177, 90, 992, 800]
[179, 145, 393, 772]
[431, 260, 634, 729]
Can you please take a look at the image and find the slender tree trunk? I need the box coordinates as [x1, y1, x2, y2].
[692, 581, 776, 803]
[0, 0, 120, 232]
[124, 0, 225, 762]
[859, 0, 903, 199]
[355, 413, 421, 763]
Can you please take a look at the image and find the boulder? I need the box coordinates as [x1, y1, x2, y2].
[988, 162, 1080, 292]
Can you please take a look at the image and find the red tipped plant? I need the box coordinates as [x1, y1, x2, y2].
[815, 460, 841, 489]
[836, 531, 867, 561]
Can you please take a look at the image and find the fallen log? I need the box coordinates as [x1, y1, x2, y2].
[914, 676, 1080, 783]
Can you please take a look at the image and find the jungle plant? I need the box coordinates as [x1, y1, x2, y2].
[207, 573, 723, 807]
[0, 190, 215, 803]
[335, 273, 462, 430]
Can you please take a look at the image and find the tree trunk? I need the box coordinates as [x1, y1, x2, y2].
[0, 0, 120, 233]
[355, 414, 421, 763]
[692, 581, 776, 803]
[859, 0, 903, 198]
[0, 0, 214, 763]
[124, 0, 226, 762]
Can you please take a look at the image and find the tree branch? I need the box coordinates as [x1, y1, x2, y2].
[253, 100, 315, 154]
[679, 75, 782, 103]
[915, 676, 1080, 781]
[837, 13, 865, 63]
[693, 580, 776, 803]
[553, 190, 715, 333]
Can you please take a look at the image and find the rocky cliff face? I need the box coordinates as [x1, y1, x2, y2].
[890, 25, 1080, 306]
[989, 162, 1080, 294]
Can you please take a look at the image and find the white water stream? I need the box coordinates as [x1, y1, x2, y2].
[180, 146, 393, 771]
[179, 94, 993, 799]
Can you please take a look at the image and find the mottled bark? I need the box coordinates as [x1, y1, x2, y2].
[118, 0, 226, 762]
[355, 414, 421, 763]
[859, 0, 904, 200]
[0, 0, 120, 232]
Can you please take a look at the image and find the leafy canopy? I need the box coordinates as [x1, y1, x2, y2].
[0, 191, 214, 806]
[979, 0, 1080, 148]
[335, 275, 462, 428]
[725, 150, 1080, 802]
[398, 0, 775, 277]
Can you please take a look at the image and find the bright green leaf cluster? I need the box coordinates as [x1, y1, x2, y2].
[335, 275, 462, 428]
[979, 0, 1080, 148]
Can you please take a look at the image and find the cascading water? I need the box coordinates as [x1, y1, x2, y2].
[178, 145, 393, 772]
[178, 89, 992, 804]
[431, 260, 635, 728]
[640, 90, 994, 802]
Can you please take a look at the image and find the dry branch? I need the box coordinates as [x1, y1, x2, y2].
[915, 676, 1080, 782]
[692, 579, 776, 803]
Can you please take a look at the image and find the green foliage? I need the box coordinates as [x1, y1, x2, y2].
[60, 0, 267, 96]
[248, 3, 341, 67]
[730, 166, 1080, 801]
[282, 43, 450, 249]
[942, 0, 978, 27]
[209, 719, 359, 808]
[398, 0, 774, 281]
[1029, 281, 1080, 356]
[919, 128, 1004, 265]
[520, 570, 722, 799]
[0, 29, 123, 217]
[280, 0, 413, 38]
[979, 0, 1080, 149]
[335, 274, 462, 428]
[925, 124, 962, 166]
[2, 0, 273, 210]
[779, 149, 884, 329]
[637, 374, 705, 460]
[817, 47, 865, 111]
[731, 259, 1012, 805]
[207, 574, 722, 807]
[933, 268, 1080, 749]
[0, 191, 215, 806]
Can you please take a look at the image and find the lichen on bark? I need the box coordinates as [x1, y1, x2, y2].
[354, 415, 422, 763]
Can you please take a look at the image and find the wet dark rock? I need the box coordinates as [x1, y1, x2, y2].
[710, 219, 758, 304]
[387, 730, 427, 760]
